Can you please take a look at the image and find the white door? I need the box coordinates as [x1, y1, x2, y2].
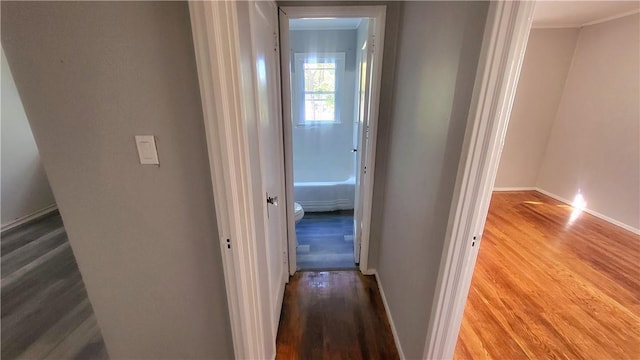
[250, 0, 288, 332]
[353, 20, 373, 263]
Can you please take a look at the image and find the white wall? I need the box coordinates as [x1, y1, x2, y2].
[374, 2, 488, 357]
[290, 29, 357, 183]
[1, 48, 56, 227]
[537, 14, 640, 230]
[494, 29, 579, 188]
[1, 2, 234, 358]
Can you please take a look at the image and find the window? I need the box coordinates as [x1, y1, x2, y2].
[294, 53, 345, 125]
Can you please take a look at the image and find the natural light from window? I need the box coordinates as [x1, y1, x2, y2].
[569, 192, 587, 224]
[303, 60, 336, 122]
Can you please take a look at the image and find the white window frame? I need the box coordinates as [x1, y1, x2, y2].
[293, 52, 345, 125]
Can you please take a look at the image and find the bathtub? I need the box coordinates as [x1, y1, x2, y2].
[293, 176, 356, 212]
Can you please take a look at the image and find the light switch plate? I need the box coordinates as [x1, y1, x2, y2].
[135, 135, 159, 165]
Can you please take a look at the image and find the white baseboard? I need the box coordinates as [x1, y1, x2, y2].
[493, 186, 536, 192]
[361, 268, 376, 276]
[494, 187, 640, 235]
[371, 269, 405, 360]
[534, 188, 640, 235]
[1, 204, 58, 232]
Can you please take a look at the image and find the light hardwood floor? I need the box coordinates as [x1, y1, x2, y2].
[455, 191, 640, 359]
[1, 212, 108, 360]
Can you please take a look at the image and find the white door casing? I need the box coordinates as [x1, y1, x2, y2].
[189, 1, 285, 358]
[353, 19, 374, 263]
[279, 6, 387, 275]
[423, 1, 535, 359]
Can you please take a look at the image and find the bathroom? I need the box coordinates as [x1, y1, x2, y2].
[289, 17, 370, 270]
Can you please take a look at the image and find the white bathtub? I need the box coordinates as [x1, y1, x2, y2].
[293, 176, 355, 212]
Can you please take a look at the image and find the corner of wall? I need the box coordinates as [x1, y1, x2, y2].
[533, 28, 580, 188]
[372, 270, 406, 359]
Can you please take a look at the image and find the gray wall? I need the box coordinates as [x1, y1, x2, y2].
[496, 15, 640, 231]
[290, 29, 357, 183]
[1, 2, 234, 358]
[537, 14, 640, 230]
[495, 29, 579, 188]
[1, 48, 56, 227]
[373, 2, 488, 357]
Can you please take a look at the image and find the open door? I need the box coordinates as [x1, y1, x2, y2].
[250, 0, 288, 334]
[353, 19, 373, 263]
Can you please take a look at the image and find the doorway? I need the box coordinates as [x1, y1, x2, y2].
[279, 6, 386, 275]
[1, 47, 107, 359]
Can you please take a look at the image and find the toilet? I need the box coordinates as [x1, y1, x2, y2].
[294, 202, 305, 224]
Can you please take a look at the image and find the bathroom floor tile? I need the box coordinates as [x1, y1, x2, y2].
[295, 211, 356, 270]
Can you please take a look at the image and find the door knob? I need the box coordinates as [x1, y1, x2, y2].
[266, 194, 278, 206]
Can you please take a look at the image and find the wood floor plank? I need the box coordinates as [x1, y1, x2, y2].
[45, 314, 103, 360]
[1, 213, 108, 360]
[454, 191, 640, 359]
[1, 227, 67, 277]
[1, 213, 63, 255]
[276, 271, 399, 360]
[15, 298, 95, 360]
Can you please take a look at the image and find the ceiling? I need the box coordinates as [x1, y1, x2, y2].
[533, 1, 640, 28]
[289, 18, 363, 31]
[286, 3, 640, 31]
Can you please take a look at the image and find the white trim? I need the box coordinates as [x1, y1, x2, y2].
[357, 7, 385, 274]
[582, 8, 640, 27]
[493, 187, 640, 234]
[535, 188, 640, 235]
[493, 186, 536, 192]
[279, 5, 386, 275]
[372, 270, 405, 360]
[531, 24, 580, 29]
[532, 8, 640, 29]
[293, 52, 346, 125]
[189, 2, 270, 358]
[279, 13, 298, 276]
[424, 2, 535, 359]
[1, 204, 58, 232]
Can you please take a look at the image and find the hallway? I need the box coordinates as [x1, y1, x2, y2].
[276, 271, 399, 359]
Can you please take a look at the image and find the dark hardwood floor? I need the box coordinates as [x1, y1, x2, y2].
[276, 271, 399, 360]
[455, 191, 640, 359]
[1, 212, 108, 360]
[296, 211, 356, 270]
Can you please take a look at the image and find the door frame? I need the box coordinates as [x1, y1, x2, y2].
[188, 0, 534, 359]
[189, 1, 276, 358]
[278, 5, 387, 275]
[423, 1, 535, 358]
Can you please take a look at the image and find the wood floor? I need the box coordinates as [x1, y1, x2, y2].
[276, 271, 399, 359]
[1, 212, 108, 360]
[455, 191, 640, 359]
